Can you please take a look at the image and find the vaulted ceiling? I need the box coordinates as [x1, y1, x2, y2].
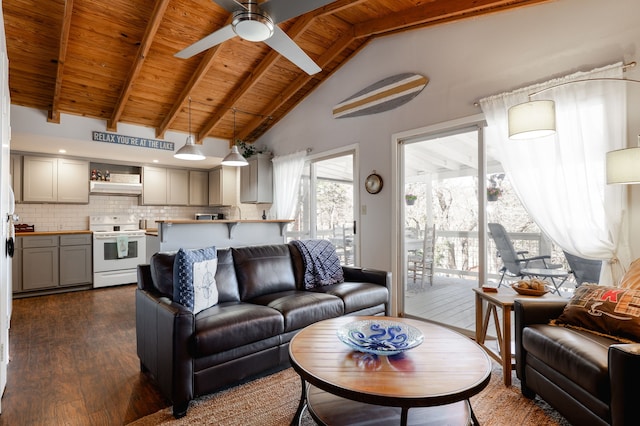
[2, 0, 548, 147]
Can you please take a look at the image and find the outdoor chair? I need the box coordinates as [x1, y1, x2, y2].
[407, 224, 436, 287]
[563, 250, 602, 287]
[488, 223, 561, 287]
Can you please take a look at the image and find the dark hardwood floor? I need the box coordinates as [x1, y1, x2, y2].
[0, 285, 169, 425]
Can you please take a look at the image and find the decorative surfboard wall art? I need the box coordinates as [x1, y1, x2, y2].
[332, 73, 429, 119]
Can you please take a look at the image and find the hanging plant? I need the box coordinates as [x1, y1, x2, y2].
[405, 194, 417, 205]
[487, 187, 503, 201]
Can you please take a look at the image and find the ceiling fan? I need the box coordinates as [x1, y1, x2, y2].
[175, 0, 336, 75]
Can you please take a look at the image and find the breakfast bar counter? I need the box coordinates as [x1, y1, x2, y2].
[146, 219, 294, 260]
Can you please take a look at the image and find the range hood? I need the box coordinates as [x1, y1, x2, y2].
[90, 181, 142, 196]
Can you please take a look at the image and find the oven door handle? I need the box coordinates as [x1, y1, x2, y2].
[93, 235, 145, 240]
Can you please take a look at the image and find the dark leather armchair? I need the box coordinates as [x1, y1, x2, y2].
[515, 299, 640, 425]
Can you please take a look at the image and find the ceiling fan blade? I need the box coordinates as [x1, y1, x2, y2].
[264, 26, 321, 75]
[175, 25, 236, 59]
[212, 0, 247, 13]
[261, 0, 337, 24]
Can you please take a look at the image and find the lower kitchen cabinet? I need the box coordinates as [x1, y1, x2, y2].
[59, 235, 92, 286]
[14, 233, 92, 296]
[22, 235, 59, 291]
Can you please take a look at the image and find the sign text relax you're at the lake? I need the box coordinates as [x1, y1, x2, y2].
[92, 131, 175, 151]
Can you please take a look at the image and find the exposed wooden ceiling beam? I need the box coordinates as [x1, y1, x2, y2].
[197, 14, 317, 142]
[237, 29, 357, 142]
[156, 15, 234, 140]
[354, 0, 550, 38]
[107, 0, 171, 131]
[47, 0, 74, 124]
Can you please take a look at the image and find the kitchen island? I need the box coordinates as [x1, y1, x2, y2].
[146, 219, 294, 261]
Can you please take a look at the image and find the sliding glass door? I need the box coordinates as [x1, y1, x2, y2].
[399, 126, 485, 333]
[289, 150, 357, 266]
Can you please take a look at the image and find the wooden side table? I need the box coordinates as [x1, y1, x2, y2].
[473, 287, 564, 386]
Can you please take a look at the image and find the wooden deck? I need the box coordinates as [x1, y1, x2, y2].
[403, 275, 575, 339]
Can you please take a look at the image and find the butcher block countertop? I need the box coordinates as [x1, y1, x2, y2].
[15, 230, 93, 237]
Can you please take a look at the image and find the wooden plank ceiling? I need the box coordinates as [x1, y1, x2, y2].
[2, 0, 549, 146]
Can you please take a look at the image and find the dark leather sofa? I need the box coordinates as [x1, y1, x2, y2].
[515, 299, 640, 426]
[136, 243, 390, 418]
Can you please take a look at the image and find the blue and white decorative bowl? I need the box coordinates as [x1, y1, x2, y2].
[337, 319, 424, 356]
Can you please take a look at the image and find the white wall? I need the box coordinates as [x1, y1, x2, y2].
[258, 0, 640, 271]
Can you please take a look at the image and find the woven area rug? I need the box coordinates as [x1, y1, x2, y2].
[128, 364, 570, 426]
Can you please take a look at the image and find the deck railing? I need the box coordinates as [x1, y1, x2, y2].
[428, 229, 558, 280]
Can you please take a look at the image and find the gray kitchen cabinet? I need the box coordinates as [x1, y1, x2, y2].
[167, 168, 189, 205]
[11, 236, 21, 293]
[58, 158, 90, 203]
[59, 234, 92, 286]
[10, 154, 21, 202]
[14, 233, 92, 295]
[209, 166, 238, 206]
[189, 170, 209, 206]
[240, 154, 273, 204]
[142, 166, 167, 205]
[23, 156, 57, 202]
[22, 156, 89, 203]
[142, 166, 190, 205]
[21, 235, 59, 291]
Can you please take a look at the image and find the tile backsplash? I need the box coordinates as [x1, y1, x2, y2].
[14, 195, 270, 232]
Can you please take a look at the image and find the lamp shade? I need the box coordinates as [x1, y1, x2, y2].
[606, 147, 640, 184]
[174, 135, 205, 161]
[508, 100, 556, 140]
[221, 145, 248, 166]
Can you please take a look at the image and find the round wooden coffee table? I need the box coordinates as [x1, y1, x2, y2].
[289, 316, 491, 426]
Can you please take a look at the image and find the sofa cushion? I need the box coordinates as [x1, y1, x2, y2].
[523, 324, 613, 401]
[193, 302, 284, 357]
[173, 246, 219, 314]
[309, 282, 388, 314]
[249, 290, 344, 332]
[233, 245, 297, 300]
[149, 249, 240, 303]
[553, 284, 640, 342]
[150, 251, 176, 298]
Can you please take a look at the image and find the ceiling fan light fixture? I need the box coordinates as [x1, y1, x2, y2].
[232, 10, 274, 42]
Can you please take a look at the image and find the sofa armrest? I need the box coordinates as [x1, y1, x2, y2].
[135, 287, 195, 414]
[342, 266, 391, 289]
[609, 343, 640, 425]
[514, 299, 568, 380]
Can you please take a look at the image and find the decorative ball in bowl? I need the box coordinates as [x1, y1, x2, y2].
[337, 319, 424, 356]
[511, 279, 549, 296]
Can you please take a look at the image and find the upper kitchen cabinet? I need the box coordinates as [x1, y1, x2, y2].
[10, 154, 21, 202]
[142, 166, 189, 205]
[22, 156, 89, 203]
[167, 169, 189, 205]
[189, 170, 209, 206]
[142, 166, 166, 205]
[209, 166, 237, 206]
[240, 154, 273, 204]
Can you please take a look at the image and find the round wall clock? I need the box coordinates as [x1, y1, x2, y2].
[365, 172, 383, 194]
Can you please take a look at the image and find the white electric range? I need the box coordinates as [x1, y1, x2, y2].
[89, 215, 146, 288]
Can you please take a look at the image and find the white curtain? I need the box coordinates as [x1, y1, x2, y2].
[271, 150, 307, 220]
[479, 63, 628, 285]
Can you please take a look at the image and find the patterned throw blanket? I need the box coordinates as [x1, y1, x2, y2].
[291, 239, 344, 289]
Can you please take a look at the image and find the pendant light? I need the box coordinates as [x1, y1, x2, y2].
[174, 97, 205, 161]
[222, 108, 249, 167]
